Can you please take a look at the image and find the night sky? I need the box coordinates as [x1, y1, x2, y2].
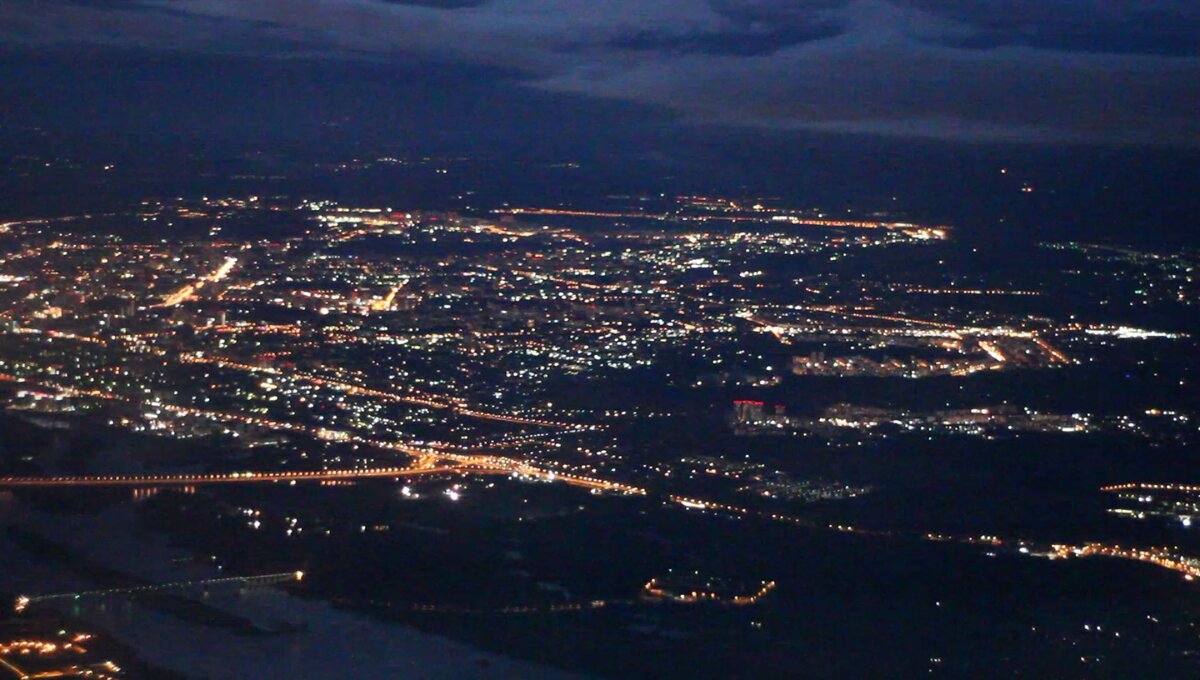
[3, 1, 1198, 145]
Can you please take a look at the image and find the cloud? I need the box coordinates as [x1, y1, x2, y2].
[2, 0, 1197, 146]
[536, 1, 1200, 145]
[903, 0, 1200, 56]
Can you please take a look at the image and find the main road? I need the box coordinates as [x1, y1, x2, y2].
[0, 465, 470, 488]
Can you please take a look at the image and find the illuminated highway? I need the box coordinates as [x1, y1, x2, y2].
[493, 207, 952, 234]
[669, 493, 1200, 584]
[0, 465, 464, 488]
[1101, 482, 1200, 494]
[178, 354, 591, 430]
[0, 372, 640, 496]
[155, 255, 239, 307]
[0, 369, 639, 494]
[3, 328, 592, 432]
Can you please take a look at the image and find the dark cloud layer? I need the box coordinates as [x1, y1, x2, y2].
[2, 0, 1197, 146]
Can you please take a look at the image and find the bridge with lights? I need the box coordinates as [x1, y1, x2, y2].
[15, 571, 305, 613]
